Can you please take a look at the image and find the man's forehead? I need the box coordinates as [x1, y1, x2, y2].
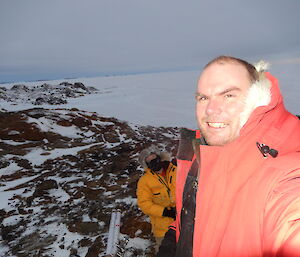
[201, 62, 248, 76]
[198, 62, 251, 88]
[146, 153, 157, 160]
[196, 63, 251, 95]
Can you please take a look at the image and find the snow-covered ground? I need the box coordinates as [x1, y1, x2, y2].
[0, 65, 298, 257]
[1, 70, 199, 129]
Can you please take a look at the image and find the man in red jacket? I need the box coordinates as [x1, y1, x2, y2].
[158, 56, 300, 257]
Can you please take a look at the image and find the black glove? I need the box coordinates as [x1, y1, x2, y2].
[163, 207, 176, 219]
[171, 158, 177, 166]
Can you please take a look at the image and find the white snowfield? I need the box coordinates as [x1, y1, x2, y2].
[1, 67, 298, 129]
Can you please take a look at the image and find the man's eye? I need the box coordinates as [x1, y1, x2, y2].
[196, 95, 207, 101]
[225, 94, 235, 98]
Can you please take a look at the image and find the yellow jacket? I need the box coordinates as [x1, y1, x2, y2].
[137, 162, 176, 237]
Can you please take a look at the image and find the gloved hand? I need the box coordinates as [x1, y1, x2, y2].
[171, 158, 177, 166]
[163, 207, 176, 219]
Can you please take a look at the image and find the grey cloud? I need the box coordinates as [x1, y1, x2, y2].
[1, 0, 300, 82]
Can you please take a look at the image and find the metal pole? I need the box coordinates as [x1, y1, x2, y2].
[112, 211, 121, 255]
[106, 211, 116, 255]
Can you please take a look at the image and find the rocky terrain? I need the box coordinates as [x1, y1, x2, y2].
[0, 82, 98, 106]
[0, 108, 179, 257]
[1, 78, 297, 257]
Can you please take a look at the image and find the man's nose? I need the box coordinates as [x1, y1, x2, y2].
[206, 98, 222, 116]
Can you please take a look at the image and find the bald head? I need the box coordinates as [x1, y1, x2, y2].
[204, 56, 259, 84]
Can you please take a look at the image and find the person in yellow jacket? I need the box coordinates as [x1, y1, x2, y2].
[137, 145, 177, 253]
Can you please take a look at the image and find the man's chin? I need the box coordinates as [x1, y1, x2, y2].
[206, 140, 226, 146]
[204, 135, 228, 146]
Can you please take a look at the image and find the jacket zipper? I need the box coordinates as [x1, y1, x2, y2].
[151, 169, 171, 197]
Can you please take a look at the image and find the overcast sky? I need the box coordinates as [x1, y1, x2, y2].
[1, 0, 300, 83]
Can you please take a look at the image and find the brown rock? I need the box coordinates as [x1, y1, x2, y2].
[71, 116, 92, 127]
[68, 221, 100, 236]
[85, 236, 104, 257]
[33, 179, 59, 197]
[57, 119, 73, 127]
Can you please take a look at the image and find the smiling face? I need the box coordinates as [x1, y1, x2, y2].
[195, 62, 252, 146]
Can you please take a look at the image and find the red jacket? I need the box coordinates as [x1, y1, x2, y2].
[175, 73, 300, 257]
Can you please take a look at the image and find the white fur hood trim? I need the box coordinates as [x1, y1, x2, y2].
[254, 60, 270, 73]
[138, 145, 170, 169]
[239, 61, 272, 128]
